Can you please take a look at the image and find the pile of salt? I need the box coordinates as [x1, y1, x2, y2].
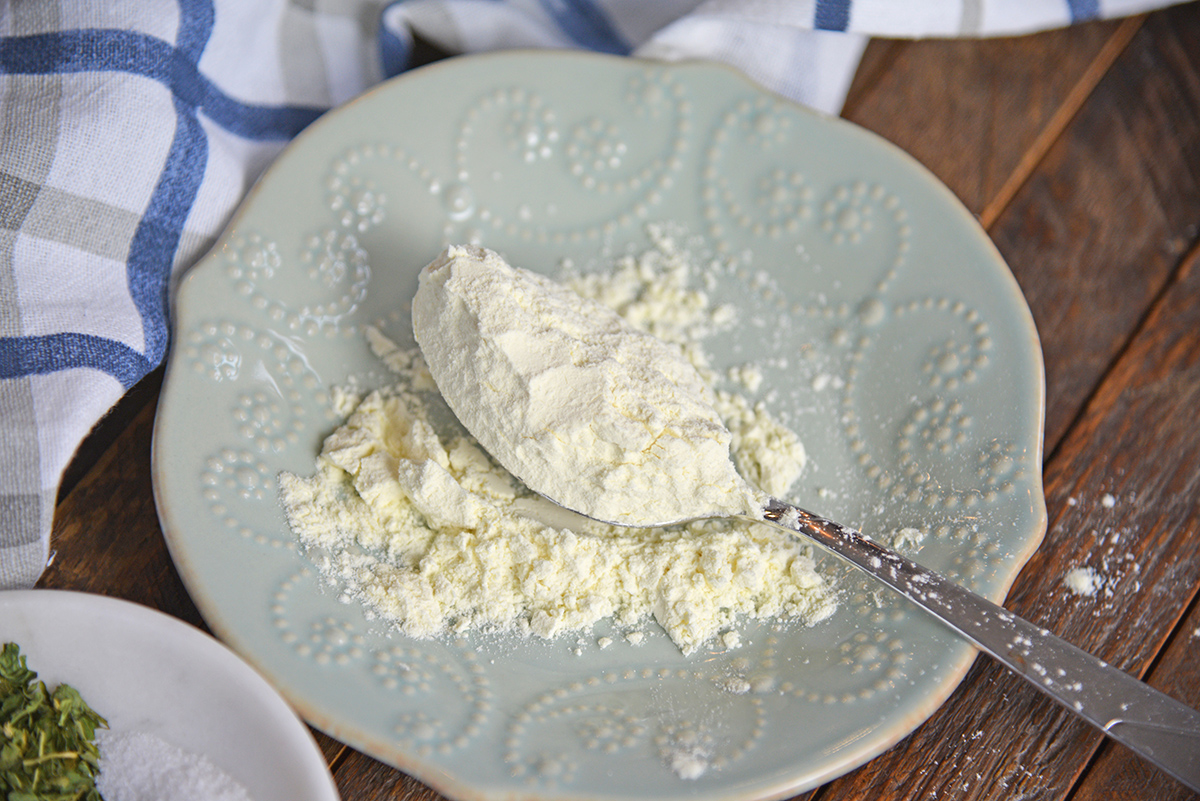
[96, 729, 255, 801]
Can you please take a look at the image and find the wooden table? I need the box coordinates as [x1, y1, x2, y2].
[38, 3, 1200, 799]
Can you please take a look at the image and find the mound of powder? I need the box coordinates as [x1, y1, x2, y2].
[280, 235, 836, 654]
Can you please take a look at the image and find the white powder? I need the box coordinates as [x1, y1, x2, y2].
[727, 363, 764, 393]
[889, 527, 925, 552]
[96, 730, 254, 801]
[668, 746, 709, 780]
[280, 238, 837, 655]
[411, 244, 761, 527]
[810, 373, 843, 392]
[722, 676, 751, 695]
[1064, 565, 1102, 597]
[714, 391, 806, 498]
[565, 227, 736, 371]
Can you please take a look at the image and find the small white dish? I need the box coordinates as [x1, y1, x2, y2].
[0, 590, 340, 801]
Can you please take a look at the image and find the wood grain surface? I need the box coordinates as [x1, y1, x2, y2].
[38, 2, 1200, 799]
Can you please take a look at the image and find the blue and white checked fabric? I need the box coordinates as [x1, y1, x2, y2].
[0, 0, 1182, 589]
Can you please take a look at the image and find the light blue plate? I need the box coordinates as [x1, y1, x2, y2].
[154, 51, 1046, 801]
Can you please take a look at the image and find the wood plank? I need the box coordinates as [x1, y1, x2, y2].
[841, 39, 905, 117]
[39, 397, 201, 624]
[1066, 244, 1200, 801]
[812, 6, 1200, 800]
[58, 368, 163, 503]
[976, 16, 1143, 230]
[989, 2, 1200, 452]
[817, 189, 1200, 801]
[1072, 606, 1200, 800]
[1071, 605, 1200, 800]
[332, 750, 445, 801]
[842, 19, 1126, 218]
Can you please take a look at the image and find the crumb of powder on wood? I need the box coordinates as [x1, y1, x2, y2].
[1101, 493, 1116, 508]
[1064, 566, 1102, 597]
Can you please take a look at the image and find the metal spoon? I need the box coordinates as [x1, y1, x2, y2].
[575, 489, 1200, 791]
[412, 248, 1200, 789]
[744, 496, 1200, 791]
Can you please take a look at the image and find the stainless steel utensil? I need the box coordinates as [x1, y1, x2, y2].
[755, 497, 1200, 792]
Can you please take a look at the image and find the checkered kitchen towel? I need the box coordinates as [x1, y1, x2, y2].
[0, 0, 1181, 589]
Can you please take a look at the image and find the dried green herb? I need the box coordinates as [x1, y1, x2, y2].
[0, 642, 107, 801]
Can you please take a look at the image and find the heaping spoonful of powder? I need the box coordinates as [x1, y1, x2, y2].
[412, 246, 1200, 790]
[411, 244, 765, 528]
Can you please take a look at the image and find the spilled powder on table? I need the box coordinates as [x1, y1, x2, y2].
[1063, 565, 1102, 597]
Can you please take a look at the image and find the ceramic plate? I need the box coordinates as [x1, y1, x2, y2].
[153, 52, 1046, 801]
[0, 590, 340, 801]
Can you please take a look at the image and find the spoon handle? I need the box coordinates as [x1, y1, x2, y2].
[760, 498, 1200, 791]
